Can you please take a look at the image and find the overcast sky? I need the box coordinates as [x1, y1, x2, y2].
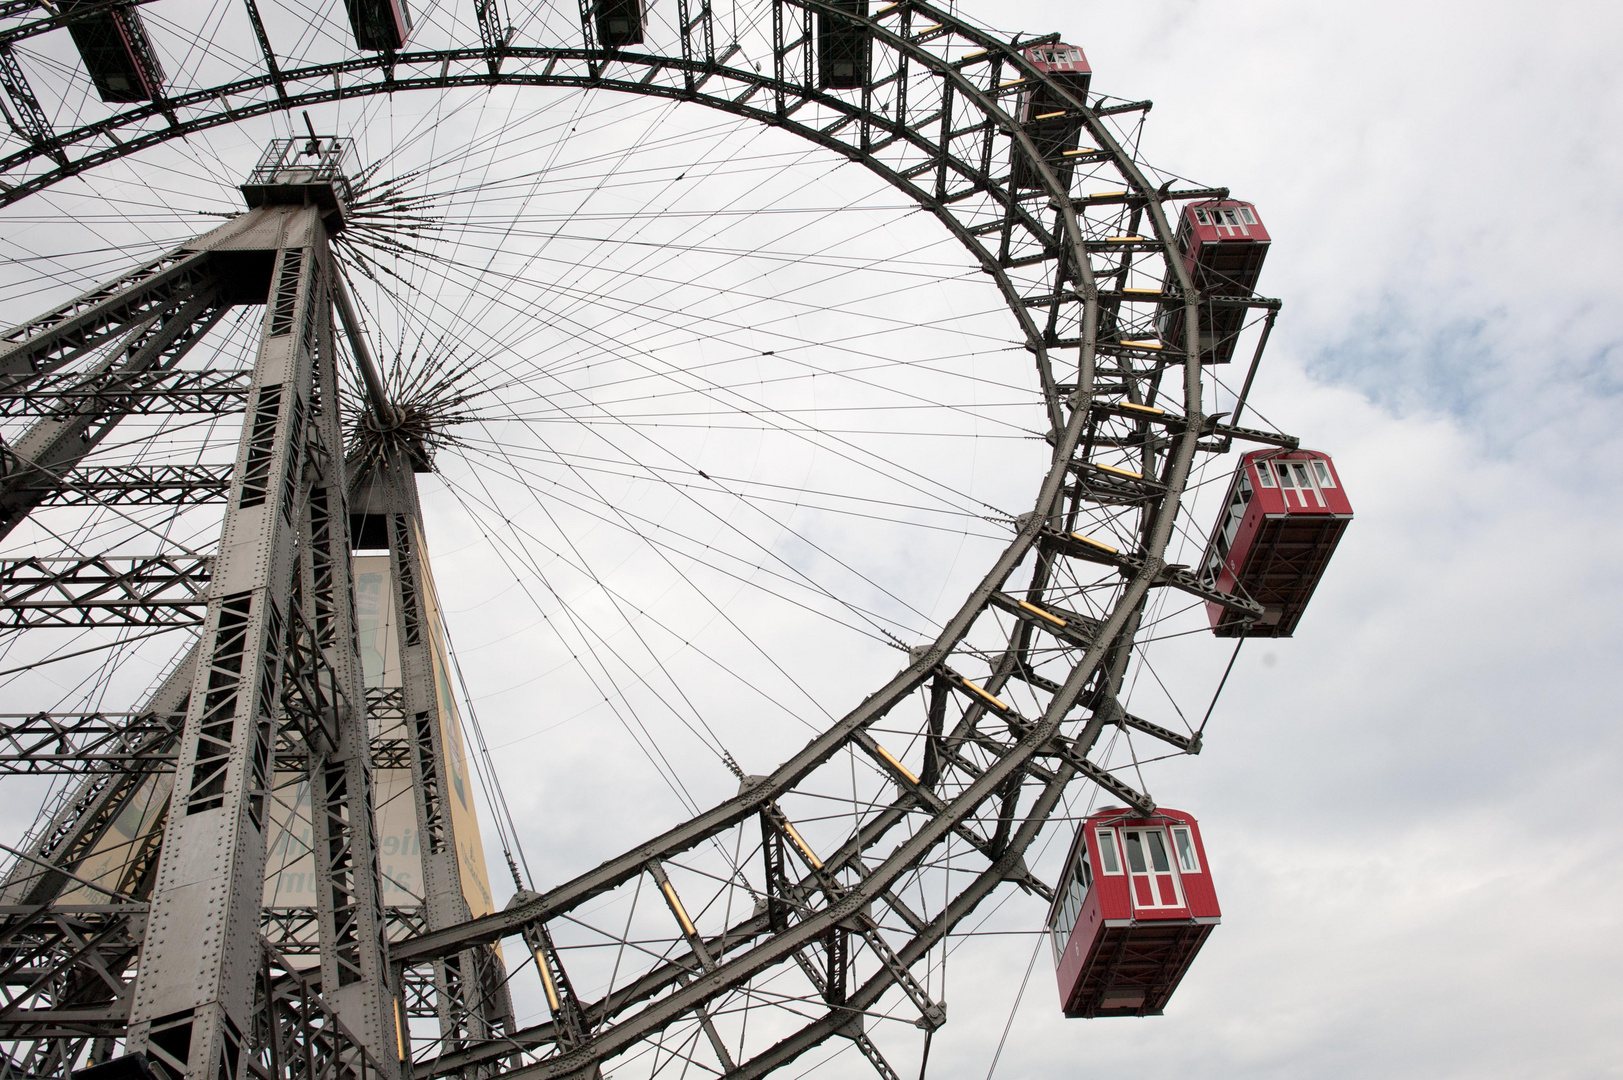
[2, 0, 1619, 1077]
[937, 2, 1623, 1078]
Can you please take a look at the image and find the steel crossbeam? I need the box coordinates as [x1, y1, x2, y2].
[0, 42, 61, 164]
[0, 711, 182, 775]
[0, 711, 424, 776]
[23, 464, 234, 508]
[0, 902, 148, 1042]
[0, 250, 217, 379]
[0, 555, 211, 627]
[0, 367, 250, 417]
[0, 291, 227, 540]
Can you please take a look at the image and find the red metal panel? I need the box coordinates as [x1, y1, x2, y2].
[1182, 203, 1269, 290]
[1019, 43, 1091, 119]
[1162, 809, 1220, 919]
[1158, 201, 1270, 362]
[1023, 43, 1091, 78]
[1089, 825, 1133, 920]
[1054, 884, 1104, 1006]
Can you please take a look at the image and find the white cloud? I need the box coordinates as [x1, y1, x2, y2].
[2, 0, 1619, 1075]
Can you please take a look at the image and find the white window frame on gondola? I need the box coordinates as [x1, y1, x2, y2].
[1095, 828, 1123, 874]
[1170, 825, 1199, 873]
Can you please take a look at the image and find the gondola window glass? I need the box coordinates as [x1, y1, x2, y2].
[1096, 829, 1121, 873]
[1172, 826, 1198, 872]
[1146, 830, 1172, 872]
[1124, 832, 1147, 874]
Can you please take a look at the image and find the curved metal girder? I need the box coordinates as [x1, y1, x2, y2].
[0, 0, 1279, 1074]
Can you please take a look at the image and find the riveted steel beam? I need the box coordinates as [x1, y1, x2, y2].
[0, 555, 211, 628]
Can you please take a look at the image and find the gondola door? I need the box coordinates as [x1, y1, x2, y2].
[1122, 827, 1183, 910]
[1273, 458, 1326, 510]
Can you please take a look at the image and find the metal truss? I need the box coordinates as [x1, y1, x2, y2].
[0, 201, 399, 1079]
[19, 464, 234, 509]
[0, 367, 249, 417]
[348, 455, 517, 1065]
[0, 555, 211, 628]
[0, 0, 1298, 1076]
[0, 291, 227, 540]
[0, 711, 182, 775]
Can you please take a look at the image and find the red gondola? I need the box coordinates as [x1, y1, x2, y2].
[1010, 43, 1091, 190]
[1049, 807, 1219, 1018]
[62, 1, 165, 103]
[1200, 449, 1352, 637]
[1156, 200, 1270, 362]
[344, 0, 413, 51]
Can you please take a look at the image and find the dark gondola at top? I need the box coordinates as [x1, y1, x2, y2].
[62, 1, 166, 103]
[344, 0, 414, 51]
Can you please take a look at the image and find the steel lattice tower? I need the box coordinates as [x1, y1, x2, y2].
[0, 139, 514, 1080]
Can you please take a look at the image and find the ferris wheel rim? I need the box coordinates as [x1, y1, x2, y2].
[0, 2, 1250, 1074]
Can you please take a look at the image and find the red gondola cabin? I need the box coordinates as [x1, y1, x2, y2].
[1157, 200, 1270, 363]
[1049, 807, 1219, 1017]
[1200, 450, 1352, 637]
[1010, 43, 1091, 190]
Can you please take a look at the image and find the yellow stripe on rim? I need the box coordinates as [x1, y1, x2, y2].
[782, 821, 823, 869]
[1122, 287, 1162, 295]
[1071, 533, 1119, 554]
[875, 743, 920, 785]
[1120, 401, 1165, 415]
[1062, 147, 1097, 157]
[1090, 190, 1128, 198]
[1018, 599, 1066, 627]
[535, 951, 561, 1011]
[1093, 462, 1144, 480]
[394, 998, 407, 1060]
[661, 880, 697, 936]
[962, 678, 1011, 712]
[1034, 110, 1067, 120]
[1120, 338, 1163, 349]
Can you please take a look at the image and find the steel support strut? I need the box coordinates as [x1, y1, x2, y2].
[123, 205, 395, 1079]
[350, 449, 514, 1061]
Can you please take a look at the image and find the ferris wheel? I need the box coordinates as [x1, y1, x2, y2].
[0, 1, 1349, 1079]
